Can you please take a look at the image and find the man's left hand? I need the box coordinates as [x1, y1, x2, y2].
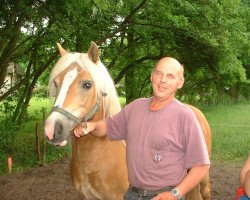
[151, 192, 177, 200]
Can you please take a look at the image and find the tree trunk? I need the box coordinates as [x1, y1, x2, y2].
[11, 85, 28, 122]
[0, 13, 23, 88]
[216, 85, 225, 103]
[124, 27, 136, 104]
[230, 83, 239, 102]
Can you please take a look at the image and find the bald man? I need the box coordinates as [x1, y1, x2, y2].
[74, 57, 210, 200]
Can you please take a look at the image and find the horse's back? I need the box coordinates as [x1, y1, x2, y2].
[185, 104, 211, 200]
[186, 104, 211, 155]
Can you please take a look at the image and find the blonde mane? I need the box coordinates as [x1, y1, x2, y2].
[49, 52, 121, 117]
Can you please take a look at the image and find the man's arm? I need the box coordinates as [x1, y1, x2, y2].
[73, 120, 107, 138]
[152, 164, 210, 200]
[240, 154, 250, 197]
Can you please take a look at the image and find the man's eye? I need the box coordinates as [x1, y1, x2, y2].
[155, 72, 163, 76]
[82, 81, 92, 89]
[168, 74, 175, 79]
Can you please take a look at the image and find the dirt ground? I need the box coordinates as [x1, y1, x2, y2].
[0, 155, 242, 200]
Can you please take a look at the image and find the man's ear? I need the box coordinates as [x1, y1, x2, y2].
[177, 78, 185, 89]
[150, 72, 153, 82]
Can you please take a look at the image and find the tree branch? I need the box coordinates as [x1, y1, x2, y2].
[114, 54, 161, 84]
[0, 51, 58, 101]
[97, 0, 148, 45]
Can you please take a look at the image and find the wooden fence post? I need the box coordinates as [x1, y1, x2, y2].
[35, 122, 41, 165]
[42, 110, 47, 166]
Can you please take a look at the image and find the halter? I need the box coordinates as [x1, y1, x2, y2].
[51, 103, 100, 126]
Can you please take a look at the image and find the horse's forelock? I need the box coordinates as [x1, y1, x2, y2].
[49, 53, 81, 97]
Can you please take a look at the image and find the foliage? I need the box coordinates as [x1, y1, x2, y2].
[0, 98, 68, 175]
[0, 0, 249, 121]
[32, 85, 49, 98]
[0, 117, 20, 155]
[0, 0, 248, 175]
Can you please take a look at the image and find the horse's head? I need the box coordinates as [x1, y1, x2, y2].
[44, 42, 121, 146]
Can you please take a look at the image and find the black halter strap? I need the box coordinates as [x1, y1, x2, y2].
[51, 103, 100, 125]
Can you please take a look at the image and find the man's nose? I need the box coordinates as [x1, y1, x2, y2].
[160, 75, 167, 83]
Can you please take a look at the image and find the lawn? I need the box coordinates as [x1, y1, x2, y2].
[201, 103, 250, 163]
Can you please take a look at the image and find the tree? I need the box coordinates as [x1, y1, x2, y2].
[0, 0, 249, 124]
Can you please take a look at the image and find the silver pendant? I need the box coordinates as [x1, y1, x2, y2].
[153, 153, 162, 163]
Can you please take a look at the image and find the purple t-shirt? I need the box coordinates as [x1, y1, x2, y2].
[105, 98, 210, 189]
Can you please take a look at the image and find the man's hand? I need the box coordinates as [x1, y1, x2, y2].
[73, 122, 96, 137]
[73, 123, 86, 137]
[151, 192, 177, 200]
[73, 120, 107, 138]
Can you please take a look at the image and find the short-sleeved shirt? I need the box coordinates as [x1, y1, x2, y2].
[105, 97, 210, 190]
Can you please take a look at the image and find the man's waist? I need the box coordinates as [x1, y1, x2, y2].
[129, 185, 173, 196]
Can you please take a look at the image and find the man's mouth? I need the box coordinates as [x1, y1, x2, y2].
[158, 85, 166, 90]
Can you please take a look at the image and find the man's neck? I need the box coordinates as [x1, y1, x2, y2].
[150, 96, 174, 111]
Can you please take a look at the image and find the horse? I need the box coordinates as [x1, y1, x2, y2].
[44, 41, 211, 200]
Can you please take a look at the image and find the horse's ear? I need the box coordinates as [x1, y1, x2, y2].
[57, 43, 68, 56]
[87, 41, 99, 63]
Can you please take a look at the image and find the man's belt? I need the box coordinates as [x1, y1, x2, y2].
[129, 185, 173, 196]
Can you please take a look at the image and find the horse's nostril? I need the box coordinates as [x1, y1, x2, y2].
[46, 123, 64, 145]
[54, 123, 63, 140]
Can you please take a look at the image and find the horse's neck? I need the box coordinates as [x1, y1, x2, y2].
[92, 107, 106, 122]
[93, 99, 120, 121]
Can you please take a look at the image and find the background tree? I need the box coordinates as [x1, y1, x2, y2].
[0, 0, 249, 124]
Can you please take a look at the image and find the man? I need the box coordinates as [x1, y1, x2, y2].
[74, 57, 210, 200]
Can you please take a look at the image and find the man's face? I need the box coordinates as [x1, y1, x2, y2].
[151, 60, 184, 100]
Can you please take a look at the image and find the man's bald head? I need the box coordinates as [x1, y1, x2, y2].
[153, 57, 184, 81]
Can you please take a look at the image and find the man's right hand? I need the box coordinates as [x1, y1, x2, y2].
[73, 122, 93, 137]
[73, 120, 107, 138]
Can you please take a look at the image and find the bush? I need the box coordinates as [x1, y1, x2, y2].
[32, 85, 49, 98]
[0, 117, 20, 155]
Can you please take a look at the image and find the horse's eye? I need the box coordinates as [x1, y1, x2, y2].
[82, 81, 92, 89]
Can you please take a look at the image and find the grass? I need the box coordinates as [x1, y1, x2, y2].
[0, 98, 249, 175]
[0, 97, 71, 175]
[201, 103, 250, 163]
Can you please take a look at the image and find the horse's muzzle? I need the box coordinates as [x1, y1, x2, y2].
[45, 121, 69, 146]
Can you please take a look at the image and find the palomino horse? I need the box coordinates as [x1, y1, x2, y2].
[44, 42, 211, 200]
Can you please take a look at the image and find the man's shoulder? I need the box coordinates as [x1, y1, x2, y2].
[172, 99, 191, 111]
[122, 98, 150, 114]
[172, 99, 196, 117]
[129, 97, 150, 106]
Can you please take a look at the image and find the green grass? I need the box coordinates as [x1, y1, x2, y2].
[201, 103, 250, 163]
[0, 97, 70, 175]
[0, 98, 249, 175]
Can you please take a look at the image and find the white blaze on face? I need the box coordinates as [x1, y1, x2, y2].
[54, 68, 78, 107]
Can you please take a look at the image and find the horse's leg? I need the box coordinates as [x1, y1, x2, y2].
[200, 172, 211, 200]
[185, 185, 202, 200]
[185, 173, 211, 200]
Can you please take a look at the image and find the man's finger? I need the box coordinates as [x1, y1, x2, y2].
[83, 129, 88, 135]
[73, 128, 80, 137]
